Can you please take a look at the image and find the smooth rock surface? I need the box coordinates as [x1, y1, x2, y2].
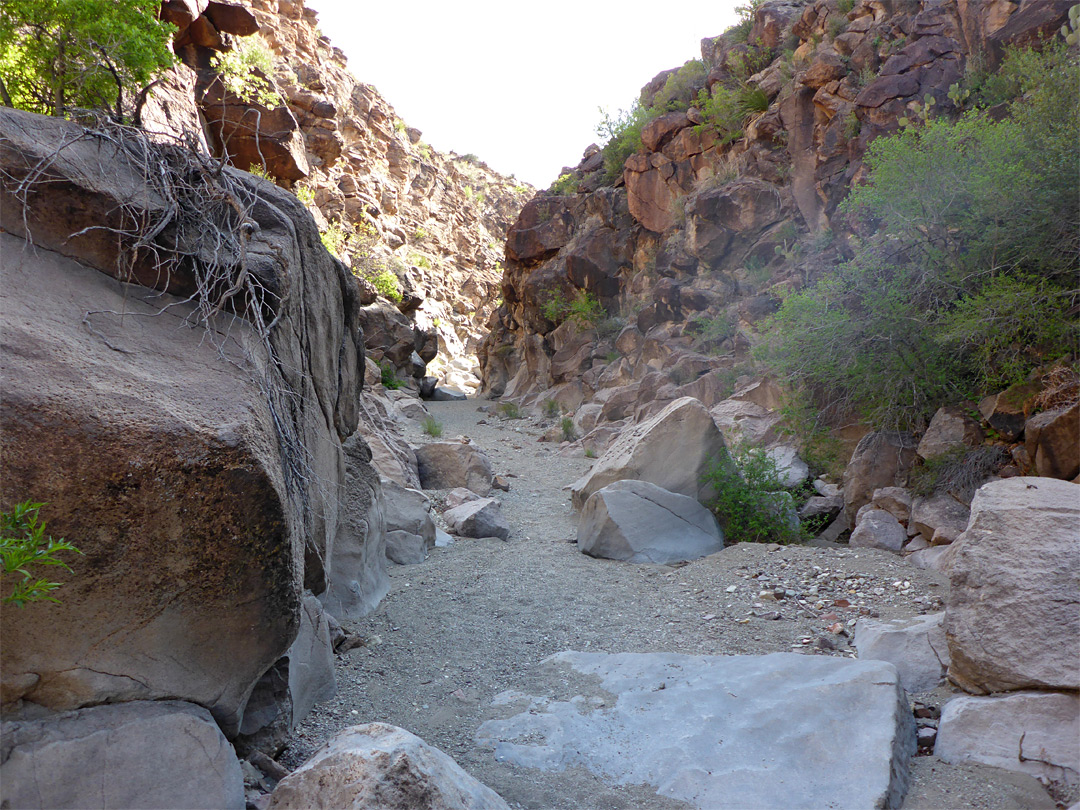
[0, 701, 244, 810]
[443, 498, 511, 541]
[577, 480, 724, 564]
[476, 651, 915, 810]
[382, 478, 436, 565]
[935, 692, 1080, 787]
[571, 397, 727, 510]
[268, 723, 509, 809]
[855, 613, 950, 693]
[842, 432, 918, 528]
[910, 493, 970, 545]
[945, 477, 1080, 694]
[416, 442, 495, 495]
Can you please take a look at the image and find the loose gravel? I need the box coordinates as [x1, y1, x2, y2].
[282, 399, 1058, 810]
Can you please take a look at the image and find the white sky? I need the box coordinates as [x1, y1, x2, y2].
[307, 0, 742, 188]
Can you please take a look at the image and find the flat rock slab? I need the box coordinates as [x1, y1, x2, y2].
[476, 651, 915, 809]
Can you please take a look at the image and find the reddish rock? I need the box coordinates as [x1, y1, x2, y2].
[505, 198, 576, 261]
[978, 381, 1041, 442]
[803, 50, 848, 88]
[856, 73, 921, 108]
[842, 432, 918, 528]
[641, 111, 692, 152]
[917, 405, 984, 459]
[204, 1, 260, 36]
[625, 164, 678, 234]
[986, 0, 1073, 64]
[1024, 402, 1079, 480]
[685, 179, 782, 267]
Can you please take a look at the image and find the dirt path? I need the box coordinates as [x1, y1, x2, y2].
[284, 399, 1057, 810]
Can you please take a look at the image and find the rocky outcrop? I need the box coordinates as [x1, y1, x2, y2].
[0, 108, 368, 736]
[0, 701, 245, 810]
[268, 723, 510, 810]
[415, 441, 495, 495]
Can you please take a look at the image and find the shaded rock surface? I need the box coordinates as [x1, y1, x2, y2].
[577, 480, 723, 564]
[0, 701, 244, 810]
[476, 651, 915, 810]
[416, 442, 495, 495]
[443, 498, 511, 541]
[855, 613, 949, 693]
[268, 723, 509, 810]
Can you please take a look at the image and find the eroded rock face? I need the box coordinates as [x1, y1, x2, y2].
[268, 723, 510, 810]
[855, 613, 950, 694]
[415, 442, 495, 495]
[0, 701, 245, 810]
[577, 480, 724, 564]
[843, 432, 918, 529]
[945, 478, 1080, 694]
[0, 108, 368, 735]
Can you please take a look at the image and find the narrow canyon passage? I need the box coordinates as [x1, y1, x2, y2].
[283, 400, 1053, 810]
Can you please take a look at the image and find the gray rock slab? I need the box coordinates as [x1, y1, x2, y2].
[577, 480, 723, 564]
[855, 613, 950, 693]
[850, 508, 907, 553]
[935, 691, 1080, 787]
[268, 723, 508, 809]
[0, 700, 244, 809]
[385, 529, 429, 565]
[443, 498, 510, 541]
[476, 651, 915, 810]
[416, 441, 494, 494]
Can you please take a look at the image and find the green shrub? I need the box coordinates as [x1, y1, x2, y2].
[0, 0, 176, 121]
[694, 84, 746, 145]
[702, 448, 803, 544]
[596, 103, 650, 184]
[650, 59, 707, 112]
[320, 221, 347, 258]
[380, 361, 403, 390]
[543, 399, 561, 418]
[584, 448, 598, 459]
[211, 35, 281, 108]
[760, 40, 1079, 430]
[908, 445, 1010, 500]
[551, 172, 580, 195]
[2, 501, 80, 607]
[560, 417, 576, 442]
[496, 402, 522, 419]
[421, 415, 443, 437]
[294, 183, 315, 206]
[541, 289, 606, 328]
[736, 84, 769, 117]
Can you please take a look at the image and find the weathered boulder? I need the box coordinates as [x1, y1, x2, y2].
[0, 701, 244, 810]
[765, 445, 809, 488]
[1024, 402, 1079, 480]
[268, 723, 509, 810]
[477, 651, 915, 810]
[917, 405, 984, 459]
[685, 179, 783, 269]
[935, 692, 1080, 787]
[842, 432, 918, 528]
[0, 109, 366, 734]
[578, 480, 724, 564]
[572, 397, 727, 510]
[872, 487, 913, 525]
[709, 399, 783, 447]
[855, 613, 950, 693]
[415, 442, 494, 495]
[850, 509, 907, 553]
[945, 478, 1080, 694]
[978, 381, 1041, 442]
[381, 478, 436, 565]
[910, 493, 970, 545]
[443, 498, 510, 541]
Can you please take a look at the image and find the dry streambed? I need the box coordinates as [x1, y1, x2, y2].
[284, 400, 1057, 810]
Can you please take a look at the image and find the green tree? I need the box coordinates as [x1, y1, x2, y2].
[0, 0, 175, 123]
[2, 501, 80, 607]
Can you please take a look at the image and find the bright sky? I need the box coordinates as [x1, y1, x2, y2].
[307, 0, 741, 188]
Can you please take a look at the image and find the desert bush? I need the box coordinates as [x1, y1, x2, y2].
[380, 361, 403, 390]
[560, 417, 576, 442]
[496, 402, 522, 419]
[210, 35, 281, 108]
[543, 399, 561, 418]
[421, 416, 443, 437]
[650, 59, 707, 112]
[551, 172, 579, 195]
[908, 445, 1010, 500]
[596, 103, 650, 184]
[1, 501, 80, 606]
[702, 448, 803, 544]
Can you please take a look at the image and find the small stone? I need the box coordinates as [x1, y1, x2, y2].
[917, 727, 937, 748]
[759, 590, 777, 601]
[725, 585, 738, 593]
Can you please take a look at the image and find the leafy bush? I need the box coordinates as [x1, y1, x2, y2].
[421, 416, 443, 437]
[596, 103, 650, 184]
[543, 399, 561, 418]
[320, 221, 347, 258]
[496, 402, 522, 419]
[541, 289, 606, 328]
[0, 0, 175, 122]
[760, 40, 1079, 431]
[365, 266, 403, 303]
[2, 501, 80, 607]
[584, 448, 597, 459]
[694, 84, 746, 144]
[551, 172, 579, 195]
[560, 417, 576, 442]
[210, 35, 281, 108]
[380, 361, 403, 390]
[294, 183, 315, 206]
[702, 448, 803, 544]
[650, 59, 707, 112]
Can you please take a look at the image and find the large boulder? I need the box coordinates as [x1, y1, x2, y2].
[842, 432, 918, 528]
[477, 651, 915, 810]
[945, 478, 1080, 694]
[935, 692, 1080, 787]
[571, 397, 727, 510]
[577, 480, 724, 564]
[0, 701, 244, 809]
[917, 405, 984, 459]
[909, 493, 970, 545]
[443, 498, 510, 541]
[685, 179, 783, 269]
[268, 723, 509, 810]
[382, 478, 437, 565]
[415, 442, 494, 495]
[850, 509, 907, 553]
[855, 613, 950, 694]
[0, 109, 366, 735]
[1024, 402, 1079, 480]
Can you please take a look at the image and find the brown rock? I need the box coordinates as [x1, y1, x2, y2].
[505, 198, 576, 261]
[918, 405, 984, 459]
[856, 73, 921, 108]
[842, 432, 918, 528]
[872, 487, 913, 524]
[978, 381, 1041, 441]
[414, 442, 494, 495]
[685, 179, 782, 267]
[204, 1, 260, 36]
[986, 0, 1073, 64]
[803, 50, 848, 88]
[1024, 402, 1079, 480]
[641, 111, 692, 152]
[625, 165, 678, 234]
[910, 493, 970, 546]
